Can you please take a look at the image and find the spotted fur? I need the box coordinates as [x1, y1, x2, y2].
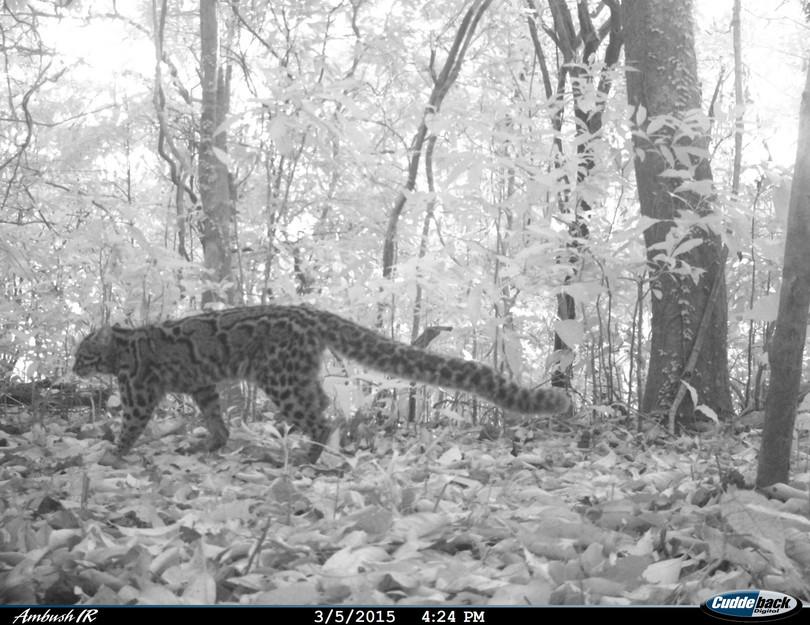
[73, 305, 569, 461]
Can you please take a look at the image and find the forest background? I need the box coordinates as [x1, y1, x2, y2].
[5, 0, 810, 606]
[2, 0, 810, 482]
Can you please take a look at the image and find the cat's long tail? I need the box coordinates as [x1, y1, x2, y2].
[319, 310, 569, 415]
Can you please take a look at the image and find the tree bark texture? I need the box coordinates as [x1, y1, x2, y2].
[199, 0, 234, 305]
[756, 63, 810, 487]
[624, 0, 732, 421]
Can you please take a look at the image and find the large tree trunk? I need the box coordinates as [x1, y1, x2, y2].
[198, 0, 233, 305]
[624, 0, 732, 423]
[756, 63, 810, 488]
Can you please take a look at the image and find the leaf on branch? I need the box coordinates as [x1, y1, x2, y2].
[675, 179, 714, 196]
[213, 114, 242, 137]
[646, 116, 669, 135]
[659, 168, 691, 179]
[554, 319, 584, 349]
[671, 237, 704, 258]
[562, 280, 603, 303]
[212, 146, 232, 169]
[680, 380, 698, 408]
[658, 145, 675, 167]
[696, 404, 718, 424]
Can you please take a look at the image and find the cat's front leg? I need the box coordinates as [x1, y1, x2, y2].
[115, 375, 161, 454]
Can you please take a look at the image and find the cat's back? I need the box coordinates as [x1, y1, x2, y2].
[153, 305, 324, 361]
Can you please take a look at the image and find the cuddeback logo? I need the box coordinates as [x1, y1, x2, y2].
[702, 590, 803, 621]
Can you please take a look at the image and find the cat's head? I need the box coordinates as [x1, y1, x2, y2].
[73, 327, 115, 376]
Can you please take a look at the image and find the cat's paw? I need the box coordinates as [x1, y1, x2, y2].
[98, 448, 128, 467]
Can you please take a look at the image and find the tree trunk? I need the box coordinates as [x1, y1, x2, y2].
[526, 1, 622, 395]
[756, 62, 810, 488]
[198, 0, 233, 305]
[624, 0, 732, 423]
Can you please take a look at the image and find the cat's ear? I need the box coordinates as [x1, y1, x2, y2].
[95, 326, 113, 343]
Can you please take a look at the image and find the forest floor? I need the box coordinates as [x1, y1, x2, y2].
[1, 405, 809, 605]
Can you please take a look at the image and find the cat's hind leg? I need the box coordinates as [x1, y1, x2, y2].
[191, 385, 229, 451]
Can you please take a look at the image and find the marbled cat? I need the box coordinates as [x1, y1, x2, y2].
[73, 305, 569, 461]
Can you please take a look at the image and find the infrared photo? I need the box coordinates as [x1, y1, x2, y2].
[0, 0, 809, 615]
